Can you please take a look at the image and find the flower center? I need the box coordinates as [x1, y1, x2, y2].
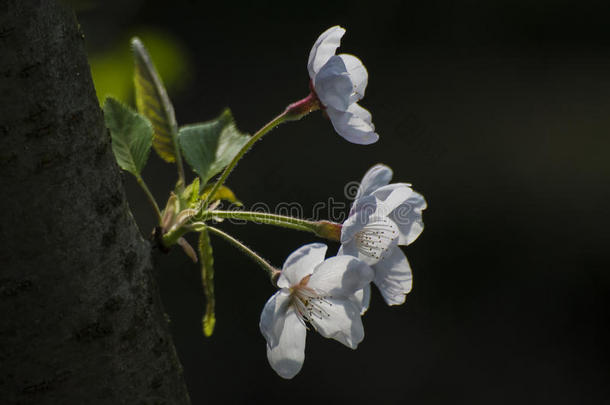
[290, 275, 332, 326]
[355, 217, 398, 261]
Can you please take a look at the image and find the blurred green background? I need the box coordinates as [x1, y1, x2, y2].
[89, 28, 191, 105]
[79, 0, 609, 404]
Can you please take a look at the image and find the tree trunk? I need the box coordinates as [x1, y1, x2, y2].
[0, 1, 190, 403]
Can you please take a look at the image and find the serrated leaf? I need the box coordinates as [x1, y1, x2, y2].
[201, 184, 242, 206]
[178, 109, 250, 184]
[90, 29, 191, 105]
[132, 37, 179, 163]
[103, 97, 153, 176]
[198, 229, 216, 337]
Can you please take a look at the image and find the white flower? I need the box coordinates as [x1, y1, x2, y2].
[339, 164, 427, 308]
[308, 26, 379, 145]
[259, 243, 374, 379]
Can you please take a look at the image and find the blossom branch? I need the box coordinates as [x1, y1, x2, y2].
[200, 94, 321, 211]
[197, 210, 341, 241]
[200, 111, 289, 211]
[205, 226, 279, 283]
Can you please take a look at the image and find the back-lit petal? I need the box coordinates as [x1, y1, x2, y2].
[339, 53, 368, 103]
[389, 190, 427, 245]
[259, 290, 291, 348]
[326, 104, 379, 145]
[309, 298, 365, 349]
[352, 285, 371, 315]
[266, 306, 307, 379]
[307, 26, 345, 78]
[314, 55, 353, 111]
[372, 247, 413, 305]
[356, 164, 394, 199]
[279, 243, 327, 288]
[308, 255, 374, 297]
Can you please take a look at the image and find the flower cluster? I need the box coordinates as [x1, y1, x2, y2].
[260, 164, 426, 378]
[254, 27, 427, 379]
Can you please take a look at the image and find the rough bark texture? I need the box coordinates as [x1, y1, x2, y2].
[0, 1, 190, 404]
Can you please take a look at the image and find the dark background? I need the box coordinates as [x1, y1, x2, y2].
[79, 1, 609, 403]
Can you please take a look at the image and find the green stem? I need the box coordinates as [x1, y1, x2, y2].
[201, 111, 289, 210]
[206, 210, 315, 231]
[164, 209, 342, 248]
[205, 226, 278, 280]
[136, 175, 162, 224]
[162, 227, 187, 248]
[173, 131, 186, 192]
[196, 210, 342, 241]
[201, 92, 320, 211]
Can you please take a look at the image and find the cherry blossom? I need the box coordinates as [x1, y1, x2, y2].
[259, 243, 373, 378]
[339, 164, 426, 307]
[308, 26, 378, 144]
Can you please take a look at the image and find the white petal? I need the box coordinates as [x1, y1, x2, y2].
[355, 164, 393, 199]
[371, 183, 411, 202]
[342, 195, 378, 243]
[352, 285, 371, 315]
[309, 297, 365, 349]
[259, 290, 291, 348]
[337, 247, 373, 314]
[266, 306, 307, 379]
[372, 184, 414, 216]
[338, 53, 368, 103]
[326, 104, 379, 145]
[372, 247, 413, 306]
[279, 243, 327, 288]
[307, 26, 345, 78]
[313, 55, 353, 111]
[349, 191, 379, 217]
[339, 238, 360, 259]
[348, 103, 374, 127]
[388, 190, 427, 245]
[308, 255, 374, 297]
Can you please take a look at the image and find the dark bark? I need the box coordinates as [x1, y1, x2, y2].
[0, 1, 190, 403]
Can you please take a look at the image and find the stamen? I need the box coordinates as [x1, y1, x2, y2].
[355, 217, 398, 260]
[290, 278, 333, 327]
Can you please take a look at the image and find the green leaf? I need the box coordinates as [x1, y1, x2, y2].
[178, 109, 250, 184]
[103, 97, 153, 176]
[90, 29, 191, 105]
[132, 37, 179, 163]
[179, 177, 201, 210]
[198, 229, 216, 337]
